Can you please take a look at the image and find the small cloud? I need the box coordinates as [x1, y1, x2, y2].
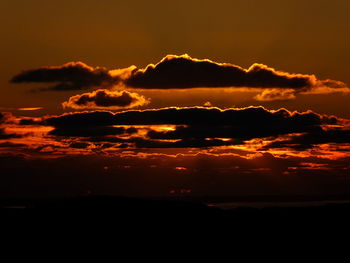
[62, 89, 149, 110]
[254, 89, 296, 101]
[175, 166, 187, 171]
[11, 61, 116, 91]
[0, 112, 16, 124]
[17, 107, 43, 111]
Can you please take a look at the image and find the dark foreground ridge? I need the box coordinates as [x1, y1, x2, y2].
[3, 196, 350, 237]
[2, 195, 350, 221]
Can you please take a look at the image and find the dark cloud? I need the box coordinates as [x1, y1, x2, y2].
[12, 55, 348, 100]
[49, 126, 126, 137]
[46, 106, 337, 127]
[82, 136, 236, 149]
[45, 106, 341, 148]
[62, 89, 149, 110]
[123, 55, 349, 100]
[133, 138, 236, 149]
[19, 117, 43, 125]
[262, 129, 350, 150]
[11, 62, 116, 91]
[46, 111, 116, 127]
[0, 142, 26, 148]
[69, 142, 91, 149]
[125, 54, 314, 89]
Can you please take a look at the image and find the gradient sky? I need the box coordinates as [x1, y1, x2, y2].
[2, 0, 350, 115]
[1, 0, 350, 198]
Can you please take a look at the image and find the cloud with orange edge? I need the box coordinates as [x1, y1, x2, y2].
[11, 54, 349, 101]
[62, 89, 149, 110]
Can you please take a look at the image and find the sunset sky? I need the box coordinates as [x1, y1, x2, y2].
[1, 0, 350, 198]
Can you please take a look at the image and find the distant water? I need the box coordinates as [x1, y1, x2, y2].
[207, 200, 350, 209]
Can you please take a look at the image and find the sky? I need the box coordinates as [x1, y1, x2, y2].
[0, 0, 350, 198]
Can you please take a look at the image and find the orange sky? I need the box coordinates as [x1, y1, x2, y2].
[0, 0, 350, 198]
[1, 0, 350, 117]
